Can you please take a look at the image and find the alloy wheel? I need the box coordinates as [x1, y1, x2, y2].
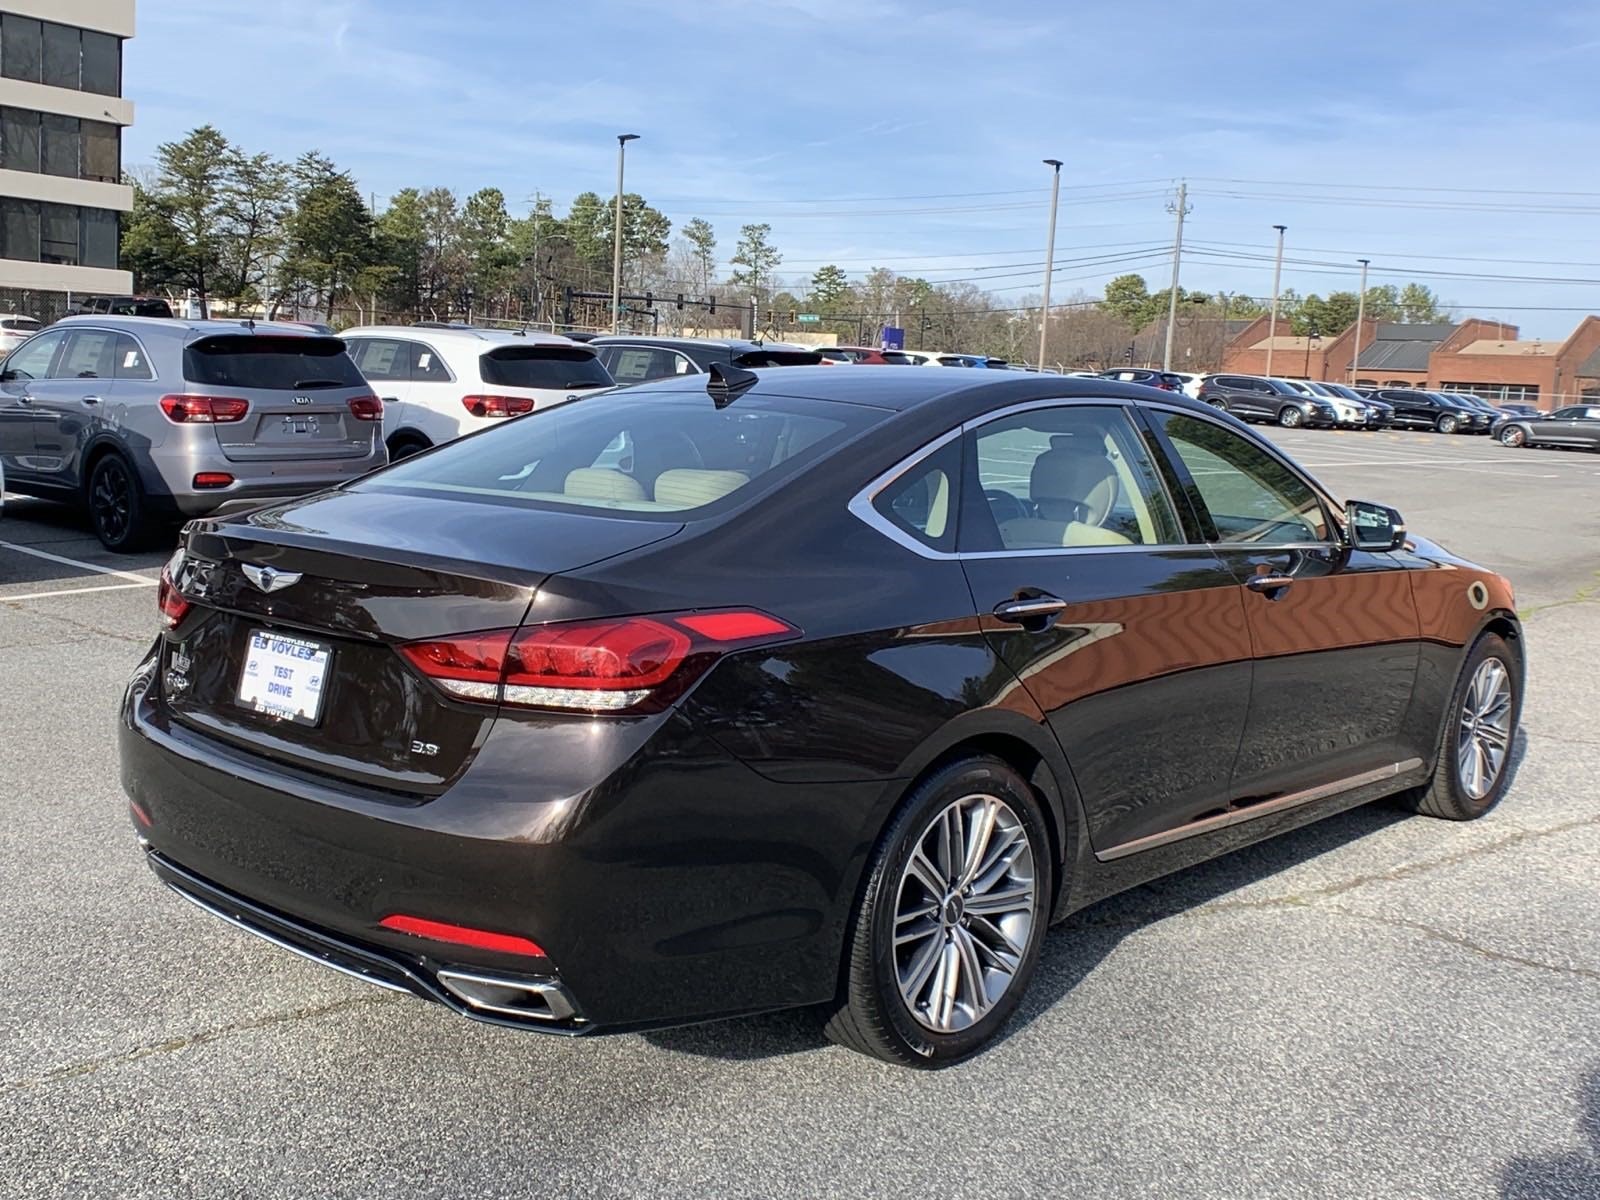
[1279, 407, 1303, 428]
[1499, 426, 1526, 447]
[91, 460, 132, 544]
[892, 793, 1035, 1034]
[1439, 416, 1458, 434]
[1456, 657, 1513, 800]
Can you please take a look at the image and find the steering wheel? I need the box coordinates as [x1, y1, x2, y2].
[984, 488, 1031, 525]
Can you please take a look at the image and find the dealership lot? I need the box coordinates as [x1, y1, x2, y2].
[3, 427, 1598, 1199]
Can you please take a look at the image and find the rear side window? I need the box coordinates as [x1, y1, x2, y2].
[114, 333, 152, 379]
[0, 317, 39, 331]
[479, 345, 612, 390]
[873, 438, 960, 553]
[410, 341, 452, 381]
[358, 390, 879, 518]
[183, 336, 366, 391]
[346, 337, 408, 381]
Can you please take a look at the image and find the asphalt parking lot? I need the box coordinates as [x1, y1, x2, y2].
[4, 426, 1598, 1199]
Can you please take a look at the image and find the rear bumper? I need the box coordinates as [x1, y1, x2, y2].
[140, 440, 387, 517]
[119, 648, 880, 1032]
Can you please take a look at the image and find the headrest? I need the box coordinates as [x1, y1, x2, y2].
[653, 469, 750, 508]
[563, 467, 647, 502]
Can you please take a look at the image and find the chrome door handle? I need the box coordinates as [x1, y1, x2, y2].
[993, 595, 1069, 623]
[81, 394, 102, 405]
[17, 394, 32, 404]
[1246, 573, 1295, 594]
[380, 396, 399, 404]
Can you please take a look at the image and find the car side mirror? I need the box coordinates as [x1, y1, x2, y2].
[1347, 500, 1406, 552]
[0, 369, 14, 382]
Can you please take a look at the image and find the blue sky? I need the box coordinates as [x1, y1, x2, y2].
[128, 0, 1600, 335]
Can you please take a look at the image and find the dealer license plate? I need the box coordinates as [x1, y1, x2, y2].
[237, 630, 331, 725]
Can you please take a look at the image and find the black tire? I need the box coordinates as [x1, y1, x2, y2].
[1400, 632, 1522, 821]
[1498, 425, 1528, 448]
[87, 454, 158, 553]
[386, 433, 431, 461]
[822, 756, 1054, 1067]
[1278, 406, 1304, 428]
[1437, 414, 1459, 434]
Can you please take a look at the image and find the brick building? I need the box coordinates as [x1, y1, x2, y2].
[1220, 314, 1600, 410]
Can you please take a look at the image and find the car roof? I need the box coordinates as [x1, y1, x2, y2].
[590, 335, 808, 353]
[339, 324, 582, 348]
[49, 315, 335, 342]
[609, 362, 1223, 415]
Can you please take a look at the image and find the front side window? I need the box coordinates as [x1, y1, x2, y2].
[966, 404, 1182, 551]
[872, 438, 960, 553]
[346, 337, 408, 382]
[357, 390, 877, 517]
[3, 330, 64, 380]
[1152, 412, 1329, 544]
[58, 330, 117, 379]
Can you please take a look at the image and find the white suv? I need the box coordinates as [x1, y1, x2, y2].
[341, 325, 614, 458]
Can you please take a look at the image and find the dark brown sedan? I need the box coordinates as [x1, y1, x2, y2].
[120, 366, 1524, 1067]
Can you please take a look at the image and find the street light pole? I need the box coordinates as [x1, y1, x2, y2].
[1265, 224, 1287, 378]
[1351, 257, 1371, 384]
[1038, 158, 1062, 370]
[1162, 179, 1190, 372]
[611, 133, 639, 334]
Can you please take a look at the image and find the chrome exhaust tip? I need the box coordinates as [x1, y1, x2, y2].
[435, 968, 578, 1023]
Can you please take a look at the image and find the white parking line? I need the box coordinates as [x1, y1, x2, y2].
[1, 580, 156, 602]
[0, 539, 160, 586]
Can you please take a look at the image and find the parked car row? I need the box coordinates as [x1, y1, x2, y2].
[1183, 373, 1557, 436]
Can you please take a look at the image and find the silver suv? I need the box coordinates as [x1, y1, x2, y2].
[0, 317, 387, 551]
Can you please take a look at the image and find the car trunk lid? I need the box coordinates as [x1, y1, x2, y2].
[160, 489, 683, 795]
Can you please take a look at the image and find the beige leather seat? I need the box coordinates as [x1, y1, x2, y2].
[998, 437, 1131, 548]
[1031, 436, 1120, 524]
[653, 469, 750, 508]
[563, 467, 647, 503]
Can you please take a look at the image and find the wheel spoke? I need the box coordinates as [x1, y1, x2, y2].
[907, 848, 944, 899]
[934, 939, 961, 1028]
[967, 914, 1024, 966]
[958, 798, 998, 889]
[900, 933, 944, 1011]
[952, 927, 988, 1015]
[965, 883, 1033, 917]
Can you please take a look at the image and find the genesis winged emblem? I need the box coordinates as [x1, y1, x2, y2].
[241, 564, 302, 594]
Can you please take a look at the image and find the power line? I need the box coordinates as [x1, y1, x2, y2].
[663, 190, 1169, 221]
[647, 178, 1177, 205]
[1189, 176, 1600, 200]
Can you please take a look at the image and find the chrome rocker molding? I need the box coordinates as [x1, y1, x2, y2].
[1094, 759, 1425, 862]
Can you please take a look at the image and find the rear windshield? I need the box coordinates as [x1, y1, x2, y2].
[731, 349, 822, 368]
[184, 336, 367, 390]
[881, 352, 915, 365]
[479, 345, 613, 390]
[356, 389, 882, 518]
[1, 317, 40, 331]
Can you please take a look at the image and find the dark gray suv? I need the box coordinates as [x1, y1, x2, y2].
[0, 318, 387, 551]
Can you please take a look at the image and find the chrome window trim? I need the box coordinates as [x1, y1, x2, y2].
[847, 425, 964, 559]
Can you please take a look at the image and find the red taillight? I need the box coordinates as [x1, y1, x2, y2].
[157, 565, 189, 629]
[399, 609, 798, 712]
[347, 395, 383, 421]
[159, 394, 250, 423]
[378, 914, 547, 958]
[462, 394, 535, 418]
[192, 472, 234, 489]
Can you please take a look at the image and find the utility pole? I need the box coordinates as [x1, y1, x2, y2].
[611, 134, 639, 334]
[1265, 224, 1287, 378]
[1351, 257, 1371, 384]
[1162, 180, 1191, 372]
[1038, 158, 1063, 370]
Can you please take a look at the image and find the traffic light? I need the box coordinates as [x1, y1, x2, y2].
[788, 310, 798, 323]
[676, 293, 684, 310]
[709, 295, 717, 314]
[645, 292, 653, 309]
[1125, 346, 1134, 363]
